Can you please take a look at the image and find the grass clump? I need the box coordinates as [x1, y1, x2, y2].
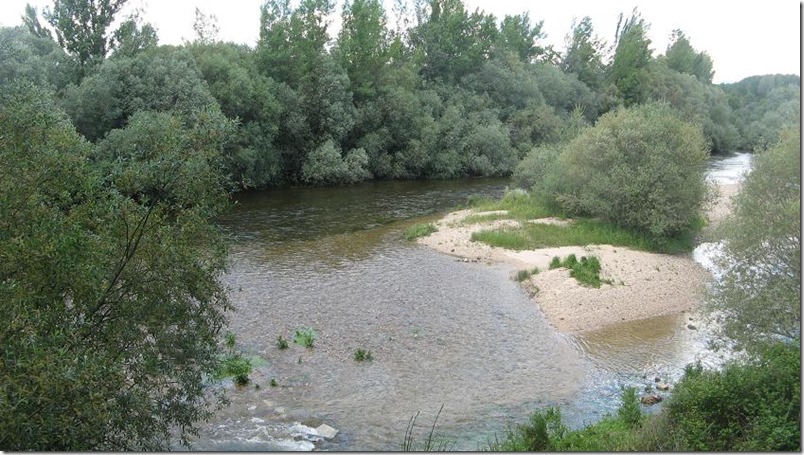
[276, 335, 289, 350]
[293, 327, 317, 349]
[488, 388, 643, 451]
[214, 332, 252, 386]
[513, 267, 540, 282]
[548, 254, 611, 288]
[354, 348, 373, 362]
[404, 223, 437, 241]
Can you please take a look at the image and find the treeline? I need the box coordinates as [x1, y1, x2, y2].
[2, 0, 799, 189]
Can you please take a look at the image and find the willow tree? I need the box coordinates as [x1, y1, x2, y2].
[0, 82, 232, 450]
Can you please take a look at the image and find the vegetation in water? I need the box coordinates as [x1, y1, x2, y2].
[276, 335, 289, 350]
[404, 223, 438, 241]
[401, 404, 454, 451]
[353, 348, 373, 362]
[293, 327, 317, 349]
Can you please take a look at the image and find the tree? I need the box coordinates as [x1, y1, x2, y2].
[707, 126, 800, 348]
[561, 16, 605, 90]
[23, 0, 129, 75]
[494, 13, 548, 63]
[542, 102, 711, 244]
[606, 9, 653, 106]
[61, 46, 222, 142]
[663, 29, 713, 83]
[0, 82, 232, 450]
[336, 0, 390, 101]
[192, 7, 220, 44]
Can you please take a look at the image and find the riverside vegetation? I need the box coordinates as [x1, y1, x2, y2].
[0, 0, 799, 450]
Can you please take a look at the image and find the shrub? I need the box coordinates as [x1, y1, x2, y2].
[533, 102, 710, 243]
[656, 343, 800, 451]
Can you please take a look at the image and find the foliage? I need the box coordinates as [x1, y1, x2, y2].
[276, 335, 289, 349]
[215, 354, 252, 386]
[561, 16, 605, 90]
[293, 327, 317, 348]
[403, 223, 437, 241]
[651, 343, 800, 451]
[606, 9, 653, 106]
[662, 29, 714, 83]
[489, 388, 643, 451]
[0, 26, 80, 89]
[62, 46, 226, 142]
[0, 82, 231, 450]
[544, 102, 710, 244]
[707, 127, 801, 348]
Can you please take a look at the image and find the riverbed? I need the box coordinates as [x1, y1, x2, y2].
[184, 154, 752, 451]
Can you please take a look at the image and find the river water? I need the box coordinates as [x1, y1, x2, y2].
[185, 154, 752, 451]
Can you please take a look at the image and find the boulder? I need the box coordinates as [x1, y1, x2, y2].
[640, 394, 663, 406]
[687, 323, 697, 330]
[316, 424, 339, 440]
[657, 382, 671, 391]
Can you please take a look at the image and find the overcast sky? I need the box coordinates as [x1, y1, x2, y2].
[1, 0, 800, 83]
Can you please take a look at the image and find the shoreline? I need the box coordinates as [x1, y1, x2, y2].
[417, 183, 740, 334]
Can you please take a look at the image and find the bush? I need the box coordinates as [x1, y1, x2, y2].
[655, 343, 800, 451]
[532, 102, 710, 243]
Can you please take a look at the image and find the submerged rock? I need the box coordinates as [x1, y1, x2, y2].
[316, 424, 339, 440]
[640, 394, 663, 406]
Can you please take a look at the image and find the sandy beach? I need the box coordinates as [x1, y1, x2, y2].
[418, 183, 740, 334]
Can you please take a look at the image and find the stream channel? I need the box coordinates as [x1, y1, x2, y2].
[183, 152, 752, 451]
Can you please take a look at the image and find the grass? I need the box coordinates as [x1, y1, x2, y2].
[276, 335, 289, 350]
[214, 354, 252, 386]
[488, 388, 643, 451]
[293, 327, 317, 349]
[549, 253, 612, 288]
[472, 218, 694, 254]
[401, 404, 454, 451]
[404, 223, 438, 241]
[465, 189, 698, 254]
[466, 189, 551, 221]
[354, 348, 373, 362]
[513, 267, 541, 282]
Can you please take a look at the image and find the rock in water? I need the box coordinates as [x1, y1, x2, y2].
[657, 382, 671, 391]
[640, 394, 663, 406]
[687, 323, 697, 330]
[316, 424, 339, 440]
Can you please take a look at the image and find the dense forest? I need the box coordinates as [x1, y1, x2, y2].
[0, 0, 799, 450]
[2, 0, 800, 189]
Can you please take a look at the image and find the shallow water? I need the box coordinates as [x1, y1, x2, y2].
[187, 154, 752, 451]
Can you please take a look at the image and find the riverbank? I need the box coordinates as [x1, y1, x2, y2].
[418, 183, 740, 334]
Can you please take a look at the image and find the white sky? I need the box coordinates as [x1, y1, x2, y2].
[1, 0, 800, 83]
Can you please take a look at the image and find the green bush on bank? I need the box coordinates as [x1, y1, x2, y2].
[515, 102, 711, 245]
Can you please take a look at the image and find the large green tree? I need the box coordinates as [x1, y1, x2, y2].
[0, 82, 232, 450]
[707, 126, 801, 348]
[22, 0, 151, 76]
[663, 29, 714, 83]
[606, 9, 653, 107]
[561, 16, 605, 90]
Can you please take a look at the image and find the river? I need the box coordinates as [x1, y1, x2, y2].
[184, 153, 752, 451]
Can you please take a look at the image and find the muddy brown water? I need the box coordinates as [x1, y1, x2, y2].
[184, 154, 751, 451]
